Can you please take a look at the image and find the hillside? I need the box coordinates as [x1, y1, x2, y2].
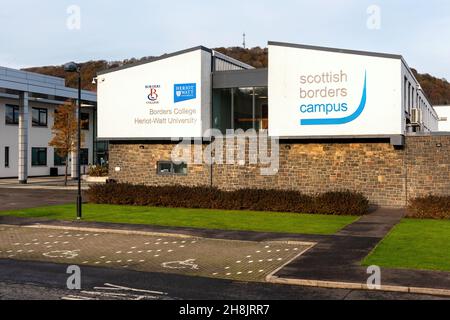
[23, 47, 450, 105]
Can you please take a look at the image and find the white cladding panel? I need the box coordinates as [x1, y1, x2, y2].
[435, 106, 450, 132]
[97, 49, 211, 139]
[268, 45, 403, 137]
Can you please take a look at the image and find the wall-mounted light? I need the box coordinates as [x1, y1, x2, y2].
[437, 143, 443, 148]
[139, 145, 145, 150]
[285, 145, 291, 150]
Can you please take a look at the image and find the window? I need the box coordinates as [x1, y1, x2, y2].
[4, 147, 9, 168]
[254, 87, 268, 130]
[81, 113, 89, 130]
[234, 87, 254, 131]
[54, 149, 67, 166]
[80, 148, 89, 165]
[32, 108, 48, 127]
[157, 161, 188, 175]
[5, 105, 19, 125]
[404, 77, 408, 114]
[32, 147, 47, 166]
[212, 87, 269, 133]
[94, 141, 109, 166]
[212, 88, 232, 134]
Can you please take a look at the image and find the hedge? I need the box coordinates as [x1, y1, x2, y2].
[86, 184, 369, 216]
[408, 195, 450, 219]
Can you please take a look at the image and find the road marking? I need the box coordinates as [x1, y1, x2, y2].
[162, 259, 198, 270]
[43, 250, 80, 259]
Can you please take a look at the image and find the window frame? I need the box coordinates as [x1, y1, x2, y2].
[4, 146, 9, 168]
[31, 147, 47, 166]
[156, 161, 188, 176]
[53, 148, 67, 166]
[80, 148, 89, 166]
[32, 107, 48, 127]
[5, 105, 19, 125]
[80, 112, 90, 130]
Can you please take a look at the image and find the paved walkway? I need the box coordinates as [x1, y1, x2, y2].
[0, 177, 90, 190]
[272, 208, 450, 294]
[0, 188, 81, 211]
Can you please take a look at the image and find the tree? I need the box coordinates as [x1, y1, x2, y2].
[49, 102, 86, 186]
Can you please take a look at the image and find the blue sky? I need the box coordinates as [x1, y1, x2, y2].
[1, 0, 449, 79]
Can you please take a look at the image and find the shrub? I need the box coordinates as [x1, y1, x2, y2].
[408, 195, 450, 219]
[88, 165, 109, 177]
[315, 191, 369, 216]
[87, 184, 369, 216]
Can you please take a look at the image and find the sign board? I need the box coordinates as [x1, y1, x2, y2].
[97, 49, 211, 139]
[268, 43, 403, 137]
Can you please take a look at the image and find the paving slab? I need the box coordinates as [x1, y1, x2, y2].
[0, 225, 313, 283]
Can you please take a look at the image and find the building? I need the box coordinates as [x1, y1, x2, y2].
[97, 42, 448, 207]
[434, 105, 450, 131]
[0, 66, 103, 182]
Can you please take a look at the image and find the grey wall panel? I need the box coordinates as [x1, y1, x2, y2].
[213, 69, 268, 88]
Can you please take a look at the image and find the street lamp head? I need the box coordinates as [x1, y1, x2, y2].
[64, 62, 80, 73]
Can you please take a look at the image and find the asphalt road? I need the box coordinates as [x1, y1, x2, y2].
[0, 259, 447, 300]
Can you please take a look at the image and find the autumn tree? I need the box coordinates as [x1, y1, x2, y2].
[49, 102, 86, 186]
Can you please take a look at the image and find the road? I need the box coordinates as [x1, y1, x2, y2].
[0, 259, 446, 300]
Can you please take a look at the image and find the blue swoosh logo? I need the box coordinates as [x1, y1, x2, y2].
[300, 71, 367, 126]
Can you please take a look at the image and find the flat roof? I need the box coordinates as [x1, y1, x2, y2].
[0, 66, 96, 102]
[98, 45, 254, 76]
[268, 41, 403, 60]
[97, 46, 212, 76]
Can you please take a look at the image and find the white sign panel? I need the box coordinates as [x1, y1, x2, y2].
[268, 44, 403, 137]
[98, 49, 210, 139]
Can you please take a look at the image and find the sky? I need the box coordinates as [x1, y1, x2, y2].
[1, 0, 449, 79]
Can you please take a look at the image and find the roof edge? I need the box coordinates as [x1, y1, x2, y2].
[268, 41, 403, 60]
[97, 45, 212, 76]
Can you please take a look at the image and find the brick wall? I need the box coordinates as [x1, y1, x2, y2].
[108, 135, 450, 208]
[109, 143, 211, 187]
[406, 135, 450, 201]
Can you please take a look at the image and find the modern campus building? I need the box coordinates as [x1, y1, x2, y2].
[96, 41, 450, 208]
[0, 66, 103, 182]
[434, 105, 450, 131]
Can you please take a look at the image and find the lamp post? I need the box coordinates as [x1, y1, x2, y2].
[64, 62, 82, 220]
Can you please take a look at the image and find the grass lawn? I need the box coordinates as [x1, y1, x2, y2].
[363, 219, 450, 272]
[0, 204, 358, 235]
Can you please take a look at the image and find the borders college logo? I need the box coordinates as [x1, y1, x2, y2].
[174, 83, 196, 103]
[146, 84, 160, 104]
